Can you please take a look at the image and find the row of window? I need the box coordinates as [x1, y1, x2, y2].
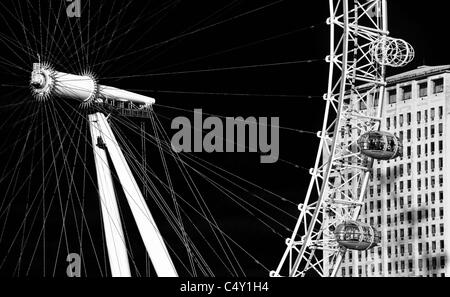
[388, 78, 444, 105]
[340, 255, 446, 277]
[363, 191, 444, 213]
[386, 106, 444, 130]
[364, 207, 444, 226]
[370, 157, 444, 182]
[394, 126, 445, 144]
[386, 225, 445, 243]
[340, 256, 446, 277]
[368, 175, 444, 197]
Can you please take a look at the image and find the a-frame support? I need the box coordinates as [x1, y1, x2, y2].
[88, 112, 178, 277]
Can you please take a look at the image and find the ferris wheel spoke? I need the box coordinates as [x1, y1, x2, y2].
[109, 119, 234, 276]
[93, 107, 266, 276]
[109, 111, 237, 276]
[92, 0, 286, 69]
[116, 111, 290, 276]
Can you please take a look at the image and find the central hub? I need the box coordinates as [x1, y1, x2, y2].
[30, 62, 55, 100]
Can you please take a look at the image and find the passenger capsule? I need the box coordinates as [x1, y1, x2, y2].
[357, 131, 403, 160]
[334, 221, 381, 251]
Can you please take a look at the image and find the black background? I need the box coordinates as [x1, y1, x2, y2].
[0, 0, 449, 278]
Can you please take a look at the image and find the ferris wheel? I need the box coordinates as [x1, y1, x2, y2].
[271, 0, 414, 277]
[0, 0, 323, 277]
[0, 0, 414, 278]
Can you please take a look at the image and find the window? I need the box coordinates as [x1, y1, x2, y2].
[407, 113, 411, 125]
[439, 106, 443, 120]
[417, 111, 421, 124]
[439, 123, 443, 136]
[388, 89, 397, 104]
[433, 78, 444, 94]
[386, 118, 391, 130]
[419, 82, 428, 97]
[432, 257, 437, 270]
[373, 92, 379, 107]
[431, 108, 436, 121]
[401, 85, 412, 100]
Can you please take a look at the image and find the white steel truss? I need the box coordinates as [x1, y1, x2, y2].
[88, 112, 178, 277]
[271, 0, 412, 277]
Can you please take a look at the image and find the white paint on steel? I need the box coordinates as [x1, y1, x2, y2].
[271, 0, 413, 277]
[100, 85, 155, 106]
[54, 72, 97, 103]
[89, 113, 132, 277]
[94, 112, 178, 277]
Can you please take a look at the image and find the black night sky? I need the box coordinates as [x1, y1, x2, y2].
[0, 0, 448, 278]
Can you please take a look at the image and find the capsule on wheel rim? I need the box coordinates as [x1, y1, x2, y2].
[334, 221, 381, 251]
[357, 131, 403, 160]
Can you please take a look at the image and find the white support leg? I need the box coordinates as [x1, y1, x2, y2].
[93, 112, 178, 277]
[89, 113, 131, 277]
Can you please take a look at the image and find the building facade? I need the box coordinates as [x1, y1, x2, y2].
[336, 65, 450, 277]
